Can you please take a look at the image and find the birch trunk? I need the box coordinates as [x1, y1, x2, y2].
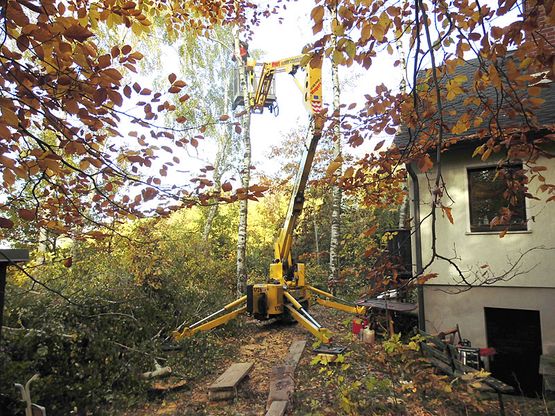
[396, 32, 409, 230]
[328, 27, 342, 293]
[313, 216, 320, 266]
[398, 191, 409, 229]
[233, 30, 251, 296]
[202, 135, 228, 243]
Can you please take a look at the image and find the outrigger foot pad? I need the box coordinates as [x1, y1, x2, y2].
[313, 345, 346, 355]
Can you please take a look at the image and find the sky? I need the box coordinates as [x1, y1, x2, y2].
[119, 0, 518, 188]
[247, 1, 402, 174]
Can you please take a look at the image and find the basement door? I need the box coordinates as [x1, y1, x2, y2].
[484, 307, 543, 396]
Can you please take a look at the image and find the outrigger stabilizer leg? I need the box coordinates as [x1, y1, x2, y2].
[172, 295, 247, 340]
[283, 291, 333, 344]
[307, 285, 366, 316]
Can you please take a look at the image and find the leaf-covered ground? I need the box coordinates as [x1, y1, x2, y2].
[127, 307, 551, 416]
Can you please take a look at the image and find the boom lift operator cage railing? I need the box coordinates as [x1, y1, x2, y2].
[231, 66, 277, 113]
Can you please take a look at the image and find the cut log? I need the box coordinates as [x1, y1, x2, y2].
[265, 400, 288, 416]
[142, 366, 172, 379]
[208, 362, 253, 401]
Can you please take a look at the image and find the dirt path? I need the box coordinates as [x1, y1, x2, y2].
[123, 308, 550, 416]
[131, 316, 317, 416]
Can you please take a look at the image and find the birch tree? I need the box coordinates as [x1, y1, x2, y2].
[233, 28, 252, 296]
[328, 5, 343, 292]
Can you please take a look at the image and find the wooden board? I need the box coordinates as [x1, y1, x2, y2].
[265, 400, 288, 416]
[419, 334, 513, 395]
[267, 340, 306, 410]
[267, 365, 295, 403]
[284, 340, 306, 368]
[427, 356, 455, 376]
[208, 362, 253, 401]
[421, 342, 452, 366]
[418, 330, 448, 350]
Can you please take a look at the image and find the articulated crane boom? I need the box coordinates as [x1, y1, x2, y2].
[251, 54, 323, 115]
[173, 53, 365, 345]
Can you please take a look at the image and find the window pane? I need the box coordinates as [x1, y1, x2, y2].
[468, 165, 527, 232]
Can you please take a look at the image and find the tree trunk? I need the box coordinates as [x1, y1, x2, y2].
[0, 264, 7, 344]
[233, 29, 251, 296]
[313, 216, 320, 266]
[202, 135, 228, 243]
[328, 23, 342, 293]
[396, 35, 409, 231]
[398, 190, 409, 229]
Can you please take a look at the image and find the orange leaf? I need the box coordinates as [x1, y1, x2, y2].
[141, 187, 158, 202]
[64, 24, 94, 42]
[98, 54, 111, 68]
[0, 217, 14, 229]
[417, 154, 433, 173]
[18, 208, 36, 221]
[2, 108, 19, 128]
[417, 273, 438, 284]
[311, 5, 325, 22]
[363, 225, 378, 237]
[374, 139, 385, 151]
[441, 205, 454, 224]
[4, 168, 15, 186]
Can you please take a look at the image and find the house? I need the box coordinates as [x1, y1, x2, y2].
[394, 23, 555, 396]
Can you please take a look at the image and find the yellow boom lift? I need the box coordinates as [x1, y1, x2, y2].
[173, 54, 365, 346]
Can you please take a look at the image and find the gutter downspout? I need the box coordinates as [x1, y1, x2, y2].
[407, 163, 425, 331]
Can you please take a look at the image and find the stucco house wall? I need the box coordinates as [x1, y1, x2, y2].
[409, 144, 555, 355]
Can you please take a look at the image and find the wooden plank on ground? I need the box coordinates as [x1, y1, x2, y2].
[265, 400, 288, 416]
[267, 340, 306, 410]
[208, 362, 253, 401]
[284, 340, 306, 367]
[267, 365, 295, 403]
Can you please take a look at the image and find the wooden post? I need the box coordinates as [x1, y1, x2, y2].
[386, 309, 395, 337]
[0, 263, 7, 344]
[0, 249, 29, 344]
[497, 392, 505, 416]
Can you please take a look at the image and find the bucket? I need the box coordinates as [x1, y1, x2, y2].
[362, 328, 375, 345]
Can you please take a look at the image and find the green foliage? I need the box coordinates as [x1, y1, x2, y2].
[301, 332, 491, 416]
[383, 332, 402, 354]
[1, 208, 238, 414]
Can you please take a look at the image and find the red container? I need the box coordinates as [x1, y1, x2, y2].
[352, 318, 367, 335]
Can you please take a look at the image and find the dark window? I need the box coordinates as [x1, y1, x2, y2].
[467, 165, 527, 232]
